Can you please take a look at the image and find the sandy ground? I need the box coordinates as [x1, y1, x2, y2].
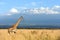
[0, 29, 60, 40]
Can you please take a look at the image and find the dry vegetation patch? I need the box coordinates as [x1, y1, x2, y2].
[0, 29, 60, 40]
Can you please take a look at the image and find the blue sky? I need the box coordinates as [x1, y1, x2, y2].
[0, 0, 60, 25]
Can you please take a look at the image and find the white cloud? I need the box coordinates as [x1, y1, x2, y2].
[9, 8, 19, 13]
[52, 5, 60, 10]
[1, 5, 60, 16]
[54, 5, 60, 8]
[40, 7, 45, 10]
[4, 8, 20, 16]
[23, 6, 60, 14]
[6, 14, 12, 16]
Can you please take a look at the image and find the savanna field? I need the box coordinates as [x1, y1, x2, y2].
[0, 29, 60, 40]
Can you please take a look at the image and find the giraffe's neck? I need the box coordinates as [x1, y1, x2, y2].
[12, 16, 23, 29]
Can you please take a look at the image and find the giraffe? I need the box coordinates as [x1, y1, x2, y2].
[8, 16, 23, 34]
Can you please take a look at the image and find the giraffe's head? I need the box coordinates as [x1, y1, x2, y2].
[20, 16, 23, 19]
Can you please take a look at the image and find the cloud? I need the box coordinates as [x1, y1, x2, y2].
[40, 7, 59, 14]
[9, 8, 19, 13]
[54, 5, 60, 8]
[52, 5, 60, 11]
[4, 8, 20, 16]
[1, 5, 60, 16]
[6, 14, 12, 16]
[23, 6, 60, 14]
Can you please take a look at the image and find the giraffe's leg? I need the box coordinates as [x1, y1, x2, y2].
[8, 29, 13, 34]
[8, 31, 10, 34]
[8, 31, 11, 35]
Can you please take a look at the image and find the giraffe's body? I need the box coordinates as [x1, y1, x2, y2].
[8, 16, 23, 34]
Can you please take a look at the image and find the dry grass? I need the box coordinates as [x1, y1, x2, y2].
[0, 29, 60, 40]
